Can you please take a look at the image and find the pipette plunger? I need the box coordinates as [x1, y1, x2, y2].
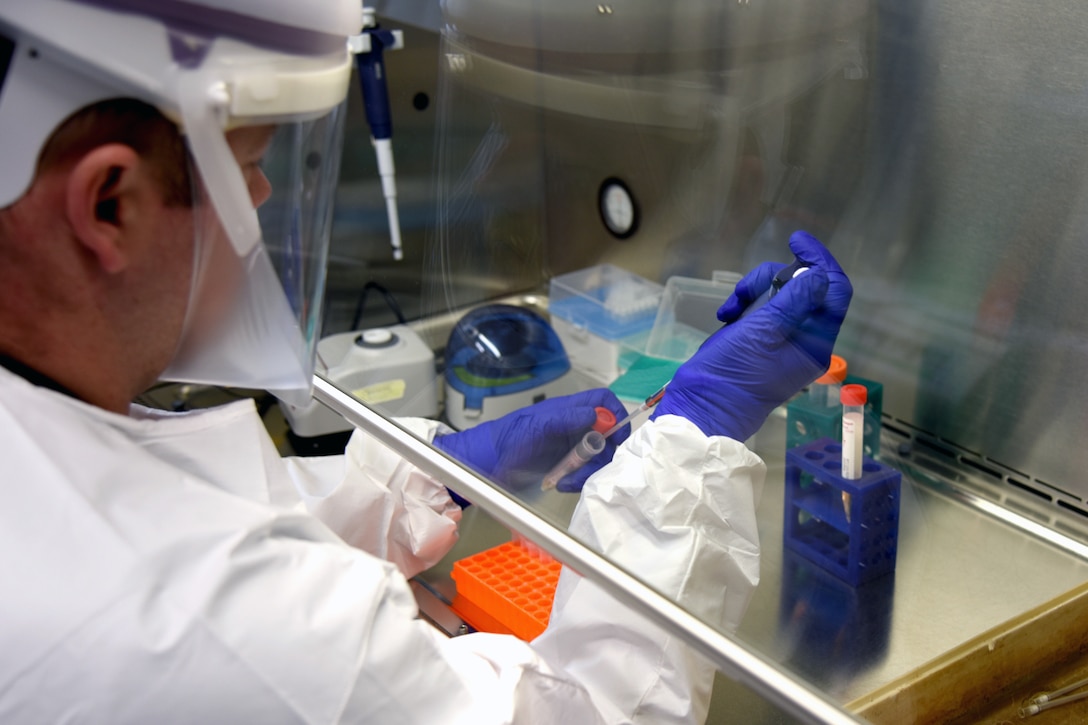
[741, 257, 810, 318]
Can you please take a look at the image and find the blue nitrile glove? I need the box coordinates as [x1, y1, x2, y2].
[433, 389, 631, 494]
[651, 230, 852, 440]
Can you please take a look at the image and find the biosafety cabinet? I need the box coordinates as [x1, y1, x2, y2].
[312, 1, 1088, 721]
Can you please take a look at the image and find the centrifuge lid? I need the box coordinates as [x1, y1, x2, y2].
[445, 304, 570, 410]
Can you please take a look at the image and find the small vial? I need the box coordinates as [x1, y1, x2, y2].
[540, 407, 617, 491]
[841, 384, 867, 480]
[541, 431, 605, 491]
[809, 354, 847, 407]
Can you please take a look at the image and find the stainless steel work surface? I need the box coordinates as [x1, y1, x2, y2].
[736, 412, 1088, 705]
[419, 409, 1088, 714]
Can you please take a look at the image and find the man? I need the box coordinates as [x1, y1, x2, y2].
[0, 1, 852, 722]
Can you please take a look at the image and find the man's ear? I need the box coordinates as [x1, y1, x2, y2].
[65, 144, 146, 274]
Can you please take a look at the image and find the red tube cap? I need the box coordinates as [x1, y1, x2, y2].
[592, 407, 617, 434]
[840, 384, 868, 406]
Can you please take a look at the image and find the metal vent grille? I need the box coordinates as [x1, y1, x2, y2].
[880, 416, 1088, 550]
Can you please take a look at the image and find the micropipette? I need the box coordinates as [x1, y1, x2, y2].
[541, 386, 668, 491]
[352, 8, 405, 260]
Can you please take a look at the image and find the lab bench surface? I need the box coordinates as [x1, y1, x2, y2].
[415, 410, 1088, 722]
[743, 414, 1088, 704]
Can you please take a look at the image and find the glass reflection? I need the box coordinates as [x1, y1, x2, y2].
[309, 0, 1088, 719]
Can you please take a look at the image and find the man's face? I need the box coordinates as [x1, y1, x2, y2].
[228, 125, 275, 208]
[169, 125, 276, 354]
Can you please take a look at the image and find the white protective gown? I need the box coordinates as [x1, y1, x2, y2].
[0, 367, 764, 724]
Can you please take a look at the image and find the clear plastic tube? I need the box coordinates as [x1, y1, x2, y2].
[1019, 687, 1088, 717]
[841, 386, 866, 481]
[1030, 675, 1088, 705]
[540, 383, 670, 491]
[840, 384, 867, 523]
[541, 431, 606, 491]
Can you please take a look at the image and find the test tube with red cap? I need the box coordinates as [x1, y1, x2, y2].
[840, 384, 867, 479]
[840, 384, 867, 521]
[541, 407, 617, 491]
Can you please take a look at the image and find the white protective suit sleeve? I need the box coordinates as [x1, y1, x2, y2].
[129, 400, 463, 580]
[437, 414, 766, 725]
[280, 418, 463, 579]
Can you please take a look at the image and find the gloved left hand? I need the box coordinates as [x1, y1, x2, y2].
[433, 389, 631, 493]
[652, 230, 853, 441]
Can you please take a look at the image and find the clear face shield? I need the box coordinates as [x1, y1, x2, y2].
[160, 79, 347, 407]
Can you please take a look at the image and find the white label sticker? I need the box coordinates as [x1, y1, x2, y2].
[841, 411, 863, 480]
[353, 379, 406, 405]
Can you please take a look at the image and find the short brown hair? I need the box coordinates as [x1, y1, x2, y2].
[36, 98, 192, 207]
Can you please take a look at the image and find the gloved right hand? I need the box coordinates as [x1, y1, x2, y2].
[651, 230, 852, 440]
[433, 388, 630, 493]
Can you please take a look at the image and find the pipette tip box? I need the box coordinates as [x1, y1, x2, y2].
[549, 265, 663, 383]
[451, 540, 562, 641]
[784, 438, 901, 587]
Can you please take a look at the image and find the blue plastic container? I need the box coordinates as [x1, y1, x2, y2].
[778, 550, 895, 676]
[783, 438, 901, 586]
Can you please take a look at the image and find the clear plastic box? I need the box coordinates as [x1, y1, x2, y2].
[548, 265, 663, 383]
[644, 273, 739, 362]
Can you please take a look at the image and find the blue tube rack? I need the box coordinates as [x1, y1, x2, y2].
[784, 438, 901, 586]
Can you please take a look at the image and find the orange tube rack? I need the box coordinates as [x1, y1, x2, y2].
[451, 540, 563, 641]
